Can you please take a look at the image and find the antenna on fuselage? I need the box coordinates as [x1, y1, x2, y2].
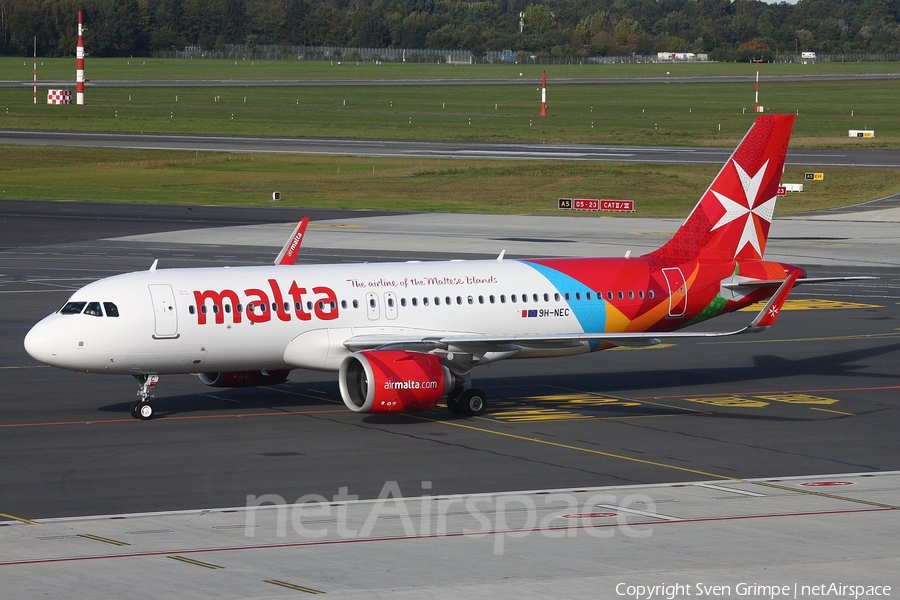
[149, 259, 158, 271]
[497, 249, 506, 261]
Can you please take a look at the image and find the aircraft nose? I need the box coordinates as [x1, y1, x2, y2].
[24, 318, 59, 365]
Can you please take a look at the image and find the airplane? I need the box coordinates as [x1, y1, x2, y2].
[23, 114, 863, 420]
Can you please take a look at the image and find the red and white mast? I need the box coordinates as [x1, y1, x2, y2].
[753, 59, 762, 113]
[33, 37, 37, 105]
[539, 71, 547, 117]
[76, 11, 85, 105]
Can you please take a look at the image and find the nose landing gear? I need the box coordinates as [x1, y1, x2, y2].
[131, 374, 158, 420]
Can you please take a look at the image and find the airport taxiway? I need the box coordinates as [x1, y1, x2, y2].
[3, 129, 899, 168]
[1, 200, 898, 597]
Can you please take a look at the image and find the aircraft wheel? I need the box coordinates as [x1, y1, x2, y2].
[137, 402, 154, 420]
[446, 391, 462, 414]
[459, 389, 487, 417]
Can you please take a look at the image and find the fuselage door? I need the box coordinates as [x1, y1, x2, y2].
[148, 284, 179, 338]
[661, 267, 687, 318]
[365, 292, 380, 321]
[384, 292, 398, 320]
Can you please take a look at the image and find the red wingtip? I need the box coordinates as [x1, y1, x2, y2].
[751, 269, 799, 329]
[275, 217, 309, 266]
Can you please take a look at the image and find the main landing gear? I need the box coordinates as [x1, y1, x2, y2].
[446, 387, 487, 417]
[131, 374, 158, 420]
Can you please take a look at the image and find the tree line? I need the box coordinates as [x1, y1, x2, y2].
[1, 0, 898, 60]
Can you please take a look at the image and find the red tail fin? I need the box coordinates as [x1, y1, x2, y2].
[644, 115, 795, 264]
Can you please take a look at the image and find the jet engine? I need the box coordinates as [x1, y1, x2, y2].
[339, 350, 456, 413]
[198, 370, 291, 387]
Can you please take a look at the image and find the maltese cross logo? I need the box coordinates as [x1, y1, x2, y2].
[768, 305, 779, 319]
[711, 159, 776, 258]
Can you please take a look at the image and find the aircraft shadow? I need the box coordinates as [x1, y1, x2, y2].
[96, 342, 900, 421]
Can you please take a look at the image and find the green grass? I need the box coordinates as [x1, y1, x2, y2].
[1, 58, 897, 216]
[0, 146, 896, 216]
[2, 79, 897, 148]
[5, 56, 900, 81]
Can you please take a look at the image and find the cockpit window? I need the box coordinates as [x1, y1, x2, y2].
[84, 302, 103, 317]
[60, 302, 86, 315]
[103, 302, 120, 317]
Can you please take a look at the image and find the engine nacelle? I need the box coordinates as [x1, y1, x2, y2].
[339, 351, 455, 413]
[198, 370, 290, 388]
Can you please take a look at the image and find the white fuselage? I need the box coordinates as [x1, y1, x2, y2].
[24, 258, 624, 376]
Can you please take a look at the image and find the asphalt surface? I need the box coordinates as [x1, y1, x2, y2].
[1, 200, 898, 521]
[2, 129, 898, 168]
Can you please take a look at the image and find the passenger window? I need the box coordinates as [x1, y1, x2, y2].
[639, 290, 644, 299]
[456, 296, 462, 305]
[213, 305, 220, 314]
[434, 297, 441, 306]
[478, 295, 484, 304]
[554, 293, 560, 302]
[586, 292, 592, 300]
[649, 290, 655, 299]
[618, 291, 624, 299]
[189, 305, 196, 315]
[423, 297, 429, 306]
[543, 293, 550, 302]
[533, 294, 539, 302]
[628, 291, 634, 299]
[353, 300, 359, 309]
[521, 294, 528, 303]
[445, 296, 451, 306]
[412, 297, 418, 307]
[511, 295, 517, 303]
[237, 303, 243, 313]
[103, 302, 119, 317]
[60, 302, 86, 315]
[500, 295, 506, 304]
[400, 298, 407, 307]
[575, 293, 581, 301]
[564, 293, 570, 301]
[224, 304, 231, 314]
[468, 296, 474, 305]
[388, 298, 394, 308]
[607, 291, 613, 300]
[489, 295, 495, 304]
[202, 305, 209, 314]
[341, 300, 348, 309]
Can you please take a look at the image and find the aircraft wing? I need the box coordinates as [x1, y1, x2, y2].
[344, 271, 799, 355]
[721, 275, 874, 290]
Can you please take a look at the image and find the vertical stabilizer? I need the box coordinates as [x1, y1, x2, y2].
[644, 114, 795, 264]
